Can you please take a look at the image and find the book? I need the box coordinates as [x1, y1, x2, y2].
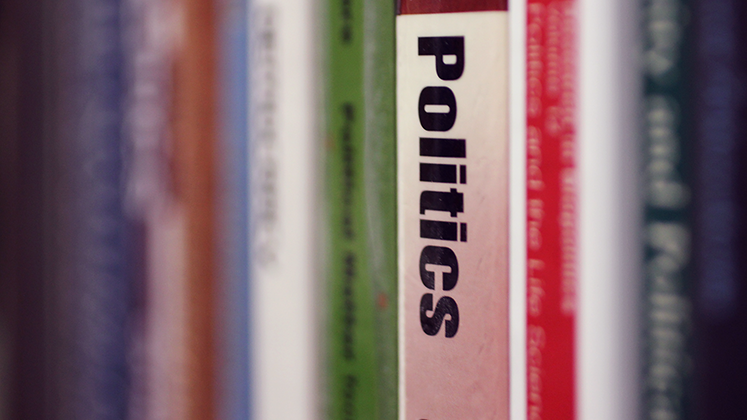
[248, 0, 321, 416]
[525, 1, 578, 420]
[396, 1, 510, 418]
[171, 0, 221, 416]
[0, 0, 57, 417]
[691, 0, 747, 417]
[120, 0, 190, 417]
[53, 0, 133, 417]
[641, 0, 694, 419]
[576, 0, 641, 419]
[323, 0, 398, 416]
[217, 0, 250, 417]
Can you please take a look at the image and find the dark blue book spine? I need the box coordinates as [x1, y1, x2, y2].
[68, 0, 130, 418]
[692, 0, 747, 418]
[219, 0, 250, 417]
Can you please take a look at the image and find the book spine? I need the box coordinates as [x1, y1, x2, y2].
[121, 0, 190, 418]
[692, 0, 747, 418]
[324, 0, 397, 416]
[577, 0, 640, 419]
[218, 0, 250, 417]
[248, 0, 320, 415]
[0, 0, 56, 417]
[641, 0, 693, 419]
[525, 2, 578, 420]
[61, 0, 131, 417]
[171, 0, 220, 416]
[396, 1, 510, 419]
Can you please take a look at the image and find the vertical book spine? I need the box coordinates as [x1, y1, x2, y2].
[525, 1, 578, 420]
[325, 0, 398, 416]
[67, 0, 130, 417]
[642, 0, 693, 419]
[692, 0, 747, 418]
[172, 0, 220, 416]
[577, 0, 640, 419]
[248, 0, 319, 415]
[396, 1, 510, 419]
[218, 0, 250, 417]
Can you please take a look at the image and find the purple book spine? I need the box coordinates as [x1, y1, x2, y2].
[692, 0, 747, 418]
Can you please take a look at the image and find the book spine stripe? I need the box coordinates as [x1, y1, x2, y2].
[399, 0, 507, 15]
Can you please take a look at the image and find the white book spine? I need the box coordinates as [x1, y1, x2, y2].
[509, 1, 528, 419]
[577, 0, 641, 419]
[248, 0, 320, 417]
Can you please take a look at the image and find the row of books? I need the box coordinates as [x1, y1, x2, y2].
[0, 0, 745, 419]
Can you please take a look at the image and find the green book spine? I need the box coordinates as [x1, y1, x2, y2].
[324, 0, 397, 417]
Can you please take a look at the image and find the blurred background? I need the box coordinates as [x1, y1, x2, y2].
[0, 0, 248, 418]
[2, 0, 747, 419]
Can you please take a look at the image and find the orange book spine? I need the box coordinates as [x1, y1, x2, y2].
[172, 0, 219, 417]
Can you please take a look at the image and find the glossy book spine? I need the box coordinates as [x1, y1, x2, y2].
[577, 0, 640, 419]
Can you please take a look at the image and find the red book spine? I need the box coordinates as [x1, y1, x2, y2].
[526, 2, 577, 420]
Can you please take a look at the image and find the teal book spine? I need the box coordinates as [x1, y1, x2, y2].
[642, 0, 694, 419]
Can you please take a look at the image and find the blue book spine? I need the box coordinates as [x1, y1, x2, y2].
[219, 0, 250, 417]
[67, 0, 130, 418]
